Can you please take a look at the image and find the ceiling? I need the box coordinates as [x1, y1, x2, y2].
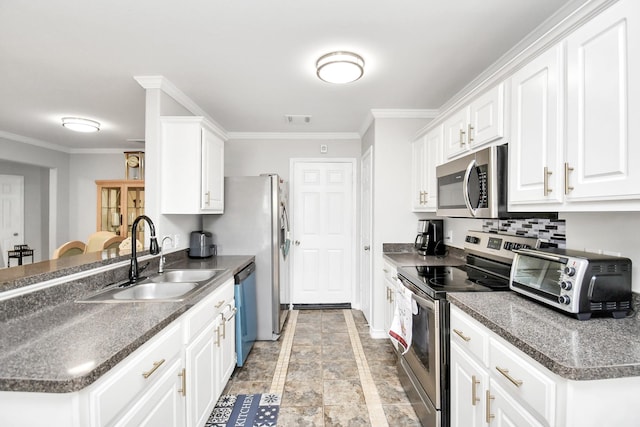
[0, 0, 577, 151]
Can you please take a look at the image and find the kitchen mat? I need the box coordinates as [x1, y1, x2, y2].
[206, 393, 280, 427]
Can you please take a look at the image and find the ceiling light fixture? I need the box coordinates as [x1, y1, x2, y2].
[61, 117, 101, 133]
[316, 51, 365, 84]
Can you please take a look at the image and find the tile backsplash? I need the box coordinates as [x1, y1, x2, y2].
[482, 219, 566, 248]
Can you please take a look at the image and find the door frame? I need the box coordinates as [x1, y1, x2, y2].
[289, 158, 358, 306]
[359, 147, 373, 321]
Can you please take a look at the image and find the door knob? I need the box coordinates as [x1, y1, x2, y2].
[364, 245, 370, 251]
[294, 240, 301, 246]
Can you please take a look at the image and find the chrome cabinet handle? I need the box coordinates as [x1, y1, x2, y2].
[543, 166, 553, 196]
[486, 390, 495, 423]
[564, 162, 574, 194]
[471, 375, 480, 406]
[142, 359, 165, 379]
[496, 366, 523, 387]
[204, 191, 211, 206]
[459, 129, 466, 146]
[453, 328, 471, 342]
[468, 124, 474, 143]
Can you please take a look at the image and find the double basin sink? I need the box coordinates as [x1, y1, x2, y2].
[78, 269, 224, 303]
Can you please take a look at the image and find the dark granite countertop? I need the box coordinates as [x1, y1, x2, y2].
[0, 254, 253, 393]
[383, 243, 466, 267]
[448, 291, 640, 381]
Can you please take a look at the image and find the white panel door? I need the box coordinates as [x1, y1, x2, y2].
[360, 148, 373, 322]
[0, 175, 24, 268]
[291, 161, 354, 304]
[565, 0, 640, 201]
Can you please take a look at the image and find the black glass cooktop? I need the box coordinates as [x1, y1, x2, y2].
[398, 264, 508, 299]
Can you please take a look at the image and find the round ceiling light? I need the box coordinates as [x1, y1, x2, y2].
[316, 51, 365, 84]
[61, 117, 101, 133]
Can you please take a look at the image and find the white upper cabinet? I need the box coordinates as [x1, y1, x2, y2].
[443, 83, 505, 160]
[160, 117, 225, 214]
[509, 0, 640, 211]
[564, 0, 640, 205]
[509, 43, 564, 207]
[411, 125, 442, 211]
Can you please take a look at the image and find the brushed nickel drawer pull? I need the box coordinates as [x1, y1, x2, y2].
[178, 368, 186, 396]
[564, 162, 574, 195]
[215, 300, 225, 308]
[453, 328, 471, 342]
[226, 306, 238, 322]
[496, 366, 523, 387]
[543, 166, 553, 196]
[472, 375, 480, 406]
[486, 390, 495, 423]
[459, 129, 466, 146]
[468, 124, 474, 143]
[142, 359, 165, 379]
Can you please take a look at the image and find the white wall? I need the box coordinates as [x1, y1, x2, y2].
[563, 212, 640, 293]
[224, 138, 361, 181]
[69, 152, 126, 243]
[369, 117, 430, 335]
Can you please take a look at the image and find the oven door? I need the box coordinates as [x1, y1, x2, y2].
[398, 276, 442, 409]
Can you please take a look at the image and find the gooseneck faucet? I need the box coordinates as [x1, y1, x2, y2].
[129, 215, 160, 284]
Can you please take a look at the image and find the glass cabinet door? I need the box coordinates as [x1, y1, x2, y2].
[126, 185, 145, 242]
[96, 180, 145, 243]
[99, 186, 123, 235]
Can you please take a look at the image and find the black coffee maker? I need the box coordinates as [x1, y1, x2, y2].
[415, 219, 445, 256]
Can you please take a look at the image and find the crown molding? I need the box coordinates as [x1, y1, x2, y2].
[70, 148, 144, 155]
[134, 75, 228, 139]
[0, 130, 71, 153]
[370, 109, 439, 119]
[415, 0, 618, 138]
[227, 132, 361, 141]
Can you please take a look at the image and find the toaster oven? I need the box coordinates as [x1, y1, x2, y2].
[510, 247, 632, 320]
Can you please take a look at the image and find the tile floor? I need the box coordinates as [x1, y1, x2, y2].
[222, 308, 422, 426]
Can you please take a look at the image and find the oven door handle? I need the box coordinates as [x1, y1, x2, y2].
[410, 290, 437, 311]
[462, 158, 478, 217]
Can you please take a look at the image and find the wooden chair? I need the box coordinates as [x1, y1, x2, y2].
[52, 240, 87, 259]
[102, 235, 126, 251]
[84, 231, 118, 253]
[118, 237, 143, 255]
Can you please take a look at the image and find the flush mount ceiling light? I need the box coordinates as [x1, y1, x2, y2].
[316, 51, 365, 84]
[61, 117, 101, 133]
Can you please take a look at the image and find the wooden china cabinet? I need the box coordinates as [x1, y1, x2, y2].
[95, 180, 145, 242]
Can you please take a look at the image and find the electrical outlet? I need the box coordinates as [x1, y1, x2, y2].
[446, 230, 453, 241]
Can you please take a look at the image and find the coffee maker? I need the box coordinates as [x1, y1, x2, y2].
[415, 219, 445, 256]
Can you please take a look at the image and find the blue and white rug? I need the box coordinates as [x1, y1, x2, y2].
[206, 393, 280, 427]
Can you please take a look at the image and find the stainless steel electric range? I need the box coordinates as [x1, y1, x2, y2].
[396, 230, 539, 427]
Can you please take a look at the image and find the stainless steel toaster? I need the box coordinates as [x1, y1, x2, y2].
[188, 230, 216, 258]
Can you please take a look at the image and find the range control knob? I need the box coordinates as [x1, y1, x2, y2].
[561, 281, 572, 290]
[558, 295, 571, 305]
[564, 266, 576, 276]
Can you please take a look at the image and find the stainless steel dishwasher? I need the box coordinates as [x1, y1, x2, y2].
[234, 262, 257, 366]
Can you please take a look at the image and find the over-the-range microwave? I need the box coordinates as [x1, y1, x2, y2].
[436, 144, 556, 219]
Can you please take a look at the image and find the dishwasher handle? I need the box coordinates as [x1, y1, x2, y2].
[234, 262, 256, 284]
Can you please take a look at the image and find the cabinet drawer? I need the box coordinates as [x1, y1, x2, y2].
[382, 261, 398, 283]
[183, 279, 234, 342]
[90, 322, 183, 427]
[489, 337, 556, 425]
[450, 306, 489, 365]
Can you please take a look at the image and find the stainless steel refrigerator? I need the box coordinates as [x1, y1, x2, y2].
[206, 175, 290, 340]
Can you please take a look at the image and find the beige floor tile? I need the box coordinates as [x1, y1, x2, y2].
[324, 405, 371, 426]
[282, 379, 323, 407]
[323, 378, 366, 406]
[277, 406, 324, 427]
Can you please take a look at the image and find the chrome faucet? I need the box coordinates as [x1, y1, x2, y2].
[158, 235, 174, 274]
[128, 215, 160, 284]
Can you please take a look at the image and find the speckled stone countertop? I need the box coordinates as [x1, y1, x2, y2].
[383, 243, 465, 267]
[448, 291, 640, 381]
[0, 254, 253, 393]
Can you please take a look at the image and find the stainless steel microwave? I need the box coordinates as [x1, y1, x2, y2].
[436, 144, 507, 218]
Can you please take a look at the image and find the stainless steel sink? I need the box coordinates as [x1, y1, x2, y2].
[113, 282, 198, 300]
[153, 269, 220, 283]
[76, 268, 224, 303]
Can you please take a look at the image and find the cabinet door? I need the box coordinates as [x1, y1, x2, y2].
[488, 380, 544, 427]
[443, 108, 470, 159]
[201, 127, 224, 213]
[424, 126, 442, 209]
[450, 342, 488, 427]
[411, 137, 427, 210]
[185, 326, 217, 427]
[565, 0, 640, 203]
[509, 44, 564, 208]
[114, 358, 185, 427]
[469, 83, 504, 148]
[220, 302, 237, 383]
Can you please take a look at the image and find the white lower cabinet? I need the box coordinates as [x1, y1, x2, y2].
[382, 260, 398, 338]
[450, 304, 640, 427]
